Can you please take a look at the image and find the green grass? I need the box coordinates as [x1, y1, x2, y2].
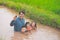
[10, 0, 60, 15]
[0, 0, 60, 29]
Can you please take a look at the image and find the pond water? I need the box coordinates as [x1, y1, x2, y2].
[0, 6, 60, 40]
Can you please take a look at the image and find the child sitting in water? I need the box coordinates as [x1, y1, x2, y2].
[25, 22, 32, 32]
[31, 21, 37, 30]
[21, 22, 32, 33]
[21, 26, 27, 33]
[21, 22, 36, 33]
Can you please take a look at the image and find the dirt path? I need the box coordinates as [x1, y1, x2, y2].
[0, 6, 60, 40]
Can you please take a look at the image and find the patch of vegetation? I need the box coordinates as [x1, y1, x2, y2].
[0, 0, 60, 29]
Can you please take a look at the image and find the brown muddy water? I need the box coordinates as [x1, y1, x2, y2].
[0, 6, 60, 40]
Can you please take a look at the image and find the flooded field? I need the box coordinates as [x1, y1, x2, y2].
[0, 6, 60, 40]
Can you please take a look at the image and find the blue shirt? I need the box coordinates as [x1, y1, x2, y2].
[10, 17, 25, 32]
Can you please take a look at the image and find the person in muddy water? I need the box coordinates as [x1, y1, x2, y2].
[10, 11, 25, 32]
[31, 21, 37, 30]
[21, 22, 37, 33]
[26, 22, 32, 32]
[21, 22, 32, 33]
[21, 26, 27, 33]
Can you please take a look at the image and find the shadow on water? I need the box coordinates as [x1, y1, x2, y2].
[0, 6, 60, 40]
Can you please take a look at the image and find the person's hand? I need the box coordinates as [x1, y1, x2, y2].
[13, 15, 17, 20]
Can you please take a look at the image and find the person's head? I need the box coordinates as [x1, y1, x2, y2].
[31, 21, 37, 28]
[25, 22, 31, 28]
[19, 11, 25, 19]
[25, 22, 32, 31]
[21, 26, 26, 33]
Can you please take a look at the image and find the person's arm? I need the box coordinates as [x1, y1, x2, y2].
[10, 20, 15, 26]
[10, 15, 17, 26]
